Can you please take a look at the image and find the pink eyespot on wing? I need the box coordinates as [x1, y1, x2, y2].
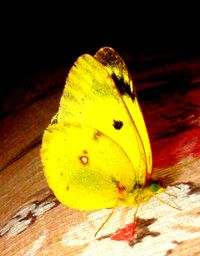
[79, 155, 89, 165]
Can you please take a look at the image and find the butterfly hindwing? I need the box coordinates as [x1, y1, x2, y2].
[41, 122, 137, 210]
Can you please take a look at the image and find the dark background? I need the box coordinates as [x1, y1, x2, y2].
[2, 6, 200, 118]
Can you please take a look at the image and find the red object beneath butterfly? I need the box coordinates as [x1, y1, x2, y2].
[111, 223, 138, 241]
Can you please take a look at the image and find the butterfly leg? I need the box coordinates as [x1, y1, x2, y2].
[94, 207, 115, 237]
[133, 204, 140, 223]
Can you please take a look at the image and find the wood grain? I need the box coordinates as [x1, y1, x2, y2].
[0, 50, 200, 256]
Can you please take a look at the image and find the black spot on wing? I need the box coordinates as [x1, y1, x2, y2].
[111, 73, 135, 100]
[113, 120, 123, 130]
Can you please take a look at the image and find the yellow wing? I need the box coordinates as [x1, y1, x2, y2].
[41, 123, 138, 210]
[57, 50, 147, 185]
[94, 47, 152, 176]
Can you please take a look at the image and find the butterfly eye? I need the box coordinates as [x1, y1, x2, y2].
[149, 183, 161, 192]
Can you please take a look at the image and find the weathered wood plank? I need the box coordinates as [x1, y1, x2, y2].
[1, 51, 200, 256]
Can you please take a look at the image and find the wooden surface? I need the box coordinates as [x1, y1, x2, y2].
[0, 50, 200, 256]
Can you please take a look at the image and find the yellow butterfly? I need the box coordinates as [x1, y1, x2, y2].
[41, 47, 164, 214]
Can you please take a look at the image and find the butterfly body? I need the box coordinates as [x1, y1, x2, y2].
[41, 47, 163, 211]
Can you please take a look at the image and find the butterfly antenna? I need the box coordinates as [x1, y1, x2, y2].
[163, 191, 178, 198]
[154, 195, 182, 211]
[174, 185, 181, 190]
[94, 208, 115, 237]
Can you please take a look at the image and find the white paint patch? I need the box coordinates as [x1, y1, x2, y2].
[0, 218, 18, 237]
[61, 183, 200, 256]
[13, 204, 37, 218]
[32, 201, 57, 217]
[0, 203, 36, 237]
[0, 217, 33, 238]
[25, 230, 47, 256]
[8, 219, 32, 238]
[0, 197, 57, 238]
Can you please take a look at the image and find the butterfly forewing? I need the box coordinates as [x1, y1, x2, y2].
[57, 53, 147, 185]
[95, 47, 152, 176]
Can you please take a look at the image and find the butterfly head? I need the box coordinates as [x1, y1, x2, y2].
[138, 181, 165, 204]
[121, 181, 164, 207]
